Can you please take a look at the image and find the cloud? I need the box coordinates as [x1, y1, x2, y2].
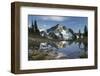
[41, 16, 66, 21]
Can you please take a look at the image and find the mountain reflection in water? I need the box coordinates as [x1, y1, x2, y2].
[28, 40, 88, 60]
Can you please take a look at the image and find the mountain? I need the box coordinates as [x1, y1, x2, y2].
[40, 24, 76, 40]
[40, 30, 47, 37]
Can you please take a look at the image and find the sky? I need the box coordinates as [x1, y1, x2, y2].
[28, 15, 88, 33]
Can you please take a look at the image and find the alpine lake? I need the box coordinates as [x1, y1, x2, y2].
[28, 35, 88, 60]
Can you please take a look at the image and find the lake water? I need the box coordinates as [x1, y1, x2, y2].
[28, 40, 88, 60]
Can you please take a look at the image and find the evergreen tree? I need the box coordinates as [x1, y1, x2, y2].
[34, 20, 40, 34]
[29, 19, 40, 35]
[32, 21, 35, 32]
[83, 25, 88, 37]
[79, 29, 81, 38]
[28, 27, 31, 33]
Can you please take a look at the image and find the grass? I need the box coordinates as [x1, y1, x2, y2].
[28, 49, 58, 60]
[28, 49, 47, 60]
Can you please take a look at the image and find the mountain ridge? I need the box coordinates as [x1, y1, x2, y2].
[40, 24, 76, 40]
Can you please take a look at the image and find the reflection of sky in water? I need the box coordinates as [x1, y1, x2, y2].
[58, 42, 85, 58]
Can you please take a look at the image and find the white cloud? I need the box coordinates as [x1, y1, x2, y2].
[38, 25, 47, 31]
[42, 16, 66, 21]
